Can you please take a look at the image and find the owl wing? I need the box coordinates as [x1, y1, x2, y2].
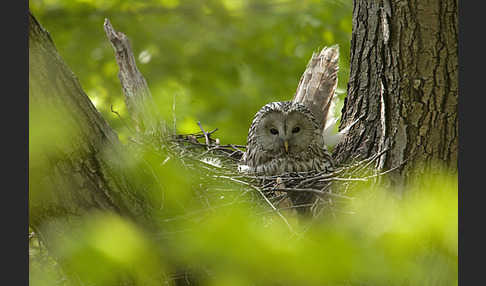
[292, 45, 339, 133]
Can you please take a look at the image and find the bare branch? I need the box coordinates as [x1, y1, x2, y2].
[104, 18, 160, 134]
[197, 121, 211, 150]
[292, 45, 339, 131]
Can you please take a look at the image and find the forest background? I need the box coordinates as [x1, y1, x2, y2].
[30, 0, 352, 144]
[29, 1, 457, 286]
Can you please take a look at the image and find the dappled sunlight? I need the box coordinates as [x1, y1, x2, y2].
[42, 212, 168, 286]
[30, 0, 352, 144]
[29, 1, 457, 285]
[139, 50, 153, 64]
[30, 160, 458, 285]
[163, 171, 458, 285]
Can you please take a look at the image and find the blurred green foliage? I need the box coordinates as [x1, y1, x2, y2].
[29, 106, 458, 285]
[30, 158, 458, 285]
[29, 103, 457, 285]
[29, 0, 352, 144]
[29, 1, 457, 285]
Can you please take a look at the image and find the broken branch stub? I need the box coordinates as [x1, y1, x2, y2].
[292, 45, 339, 132]
[104, 18, 161, 135]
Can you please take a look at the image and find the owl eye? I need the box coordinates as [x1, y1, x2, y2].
[292, 126, 300, 133]
[269, 128, 279, 135]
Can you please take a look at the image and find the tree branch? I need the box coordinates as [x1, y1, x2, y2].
[104, 18, 161, 134]
[292, 45, 339, 131]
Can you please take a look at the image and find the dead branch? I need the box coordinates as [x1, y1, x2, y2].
[292, 45, 339, 131]
[101, 22, 396, 221]
[104, 18, 161, 134]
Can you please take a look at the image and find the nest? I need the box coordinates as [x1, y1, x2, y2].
[157, 124, 394, 224]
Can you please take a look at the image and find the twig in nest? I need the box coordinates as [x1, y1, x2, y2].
[207, 128, 219, 136]
[172, 94, 177, 135]
[216, 175, 295, 234]
[348, 147, 390, 175]
[256, 202, 316, 216]
[295, 168, 346, 188]
[197, 121, 211, 150]
[165, 125, 405, 221]
[269, 188, 353, 200]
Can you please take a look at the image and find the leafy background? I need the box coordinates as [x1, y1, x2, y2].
[29, 1, 458, 286]
[30, 0, 352, 143]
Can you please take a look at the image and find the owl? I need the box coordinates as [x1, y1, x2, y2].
[240, 45, 342, 176]
[240, 101, 336, 215]
[240, 101, 335, 176]
[239, 45, 344, 214]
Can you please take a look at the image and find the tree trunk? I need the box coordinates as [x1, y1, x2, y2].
[29, 11, 159, 254]
[334, 0, 458, 181]
[29, 0, 458, 283]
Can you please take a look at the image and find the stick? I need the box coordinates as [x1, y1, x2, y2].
[269, 188, 353, 200]
[216, 175, 295, 233]
[104, 18, 160, 134]
[197, 121, 211, 150]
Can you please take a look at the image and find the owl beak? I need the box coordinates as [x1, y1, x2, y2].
[284, 140, 289, 153]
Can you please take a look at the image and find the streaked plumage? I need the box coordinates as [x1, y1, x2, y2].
[239, 46, 342, 215]
[240, 101, 334, 176]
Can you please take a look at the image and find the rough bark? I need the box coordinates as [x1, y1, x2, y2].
[29, 1, 458, 283]
[334, 0, 458, 181]
[29, 11, 158, 255]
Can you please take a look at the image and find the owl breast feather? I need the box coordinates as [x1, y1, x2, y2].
[240, 101, 335, 175]
[240, 148, 334, 176]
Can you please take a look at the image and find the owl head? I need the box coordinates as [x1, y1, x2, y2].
[244, 101, 322, 163]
